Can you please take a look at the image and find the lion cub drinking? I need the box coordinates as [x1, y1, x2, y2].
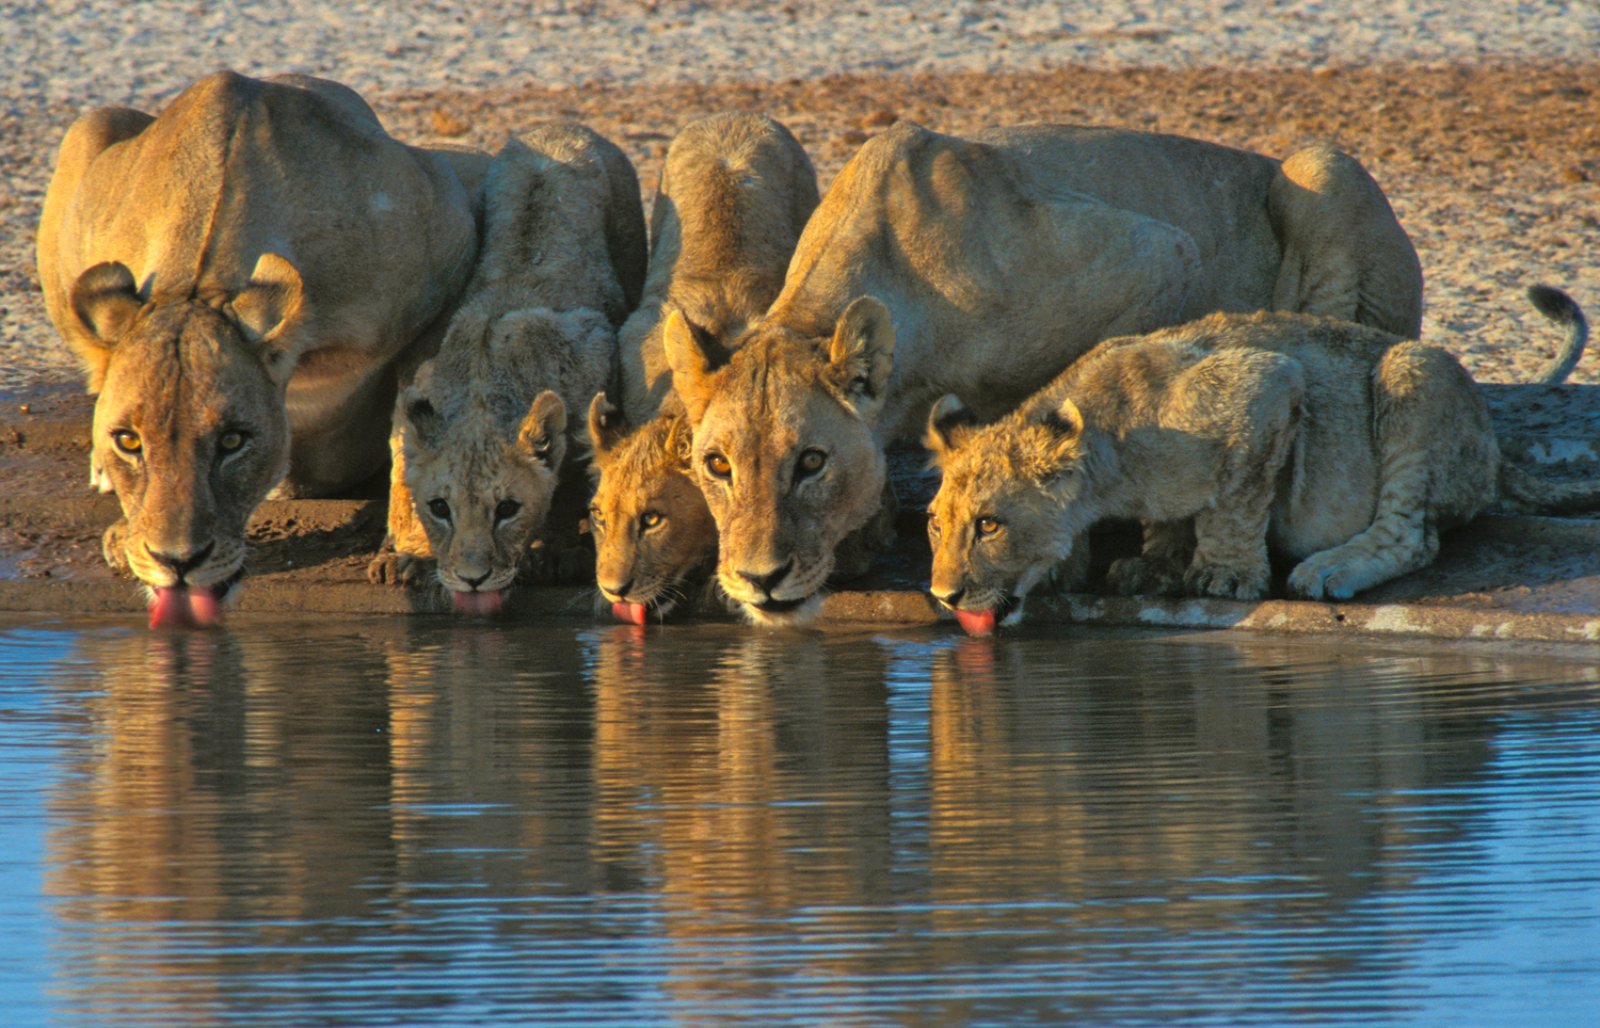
[369, 123, 647, 613]
[925, 288, 1594, 635]
[587, 113, 818, 625]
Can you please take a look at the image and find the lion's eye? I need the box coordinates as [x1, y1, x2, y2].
[796, 448, 827, 479]
[928, 512, 942, 536]
[977, 516, 1002, 537]
[428, 498, 452, 521]
[640, 510, 663, 530]
[111, 429, 142, 455]
[705, 453, 732, 480]
[217, 430, 247, 454]
[494, 499, 521, 523]
[588, 506, 605, 531]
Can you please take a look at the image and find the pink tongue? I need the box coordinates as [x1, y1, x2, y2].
[954, 607, 997, 637]
[612, 601, 649, 626]
[452, 590, 504, 615]
[149, 586, 224, 630]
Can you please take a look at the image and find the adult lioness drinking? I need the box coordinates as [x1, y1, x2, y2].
[36, 71, 479, 627]
[664, 120, 1421, 626]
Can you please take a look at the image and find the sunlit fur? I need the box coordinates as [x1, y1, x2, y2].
[90, 302, 290, 597]
[586, 404, 721, 619]
[37, 72, 479, 597]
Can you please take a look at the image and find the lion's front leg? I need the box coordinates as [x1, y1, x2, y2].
[1181, 353, 1304, 601]
[366, 432, 435, 586]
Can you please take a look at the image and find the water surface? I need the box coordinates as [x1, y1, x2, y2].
[1, 615, 1597, 1025]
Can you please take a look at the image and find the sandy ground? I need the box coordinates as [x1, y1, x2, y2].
[3, 1, 1599, 392]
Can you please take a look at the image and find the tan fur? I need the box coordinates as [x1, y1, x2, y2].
[587, 114, 816, 620]
[925, 290, 1592, 627]
[35, 71, 479, 599]
[667, 121, 1421, 625]
[586, 396, 720, 619]
[618, 112, 818, 423]
[368, 124, 647, 605]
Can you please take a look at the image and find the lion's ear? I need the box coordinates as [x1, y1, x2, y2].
[661, 308, 722, 426]
[398, 382, 445, 453]
[518, 390, 568, 470]
[230, 253, 305, 381]
[1035, 395, 1087, 471]
[828, 295, 895, 416]
[587, 392, 627, 465]
[663, 413, 695, 468]
[925, 394, 977, 457]
[69, 262, 143, 390]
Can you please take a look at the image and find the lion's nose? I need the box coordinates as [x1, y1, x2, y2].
[933, 586, 966, 609]
[737, 558, 793, 597]
[599, 576, 634, 600]
[459, 570, 490, 590]
[146, 541, 214, 583]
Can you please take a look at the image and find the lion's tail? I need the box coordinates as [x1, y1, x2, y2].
[1492, 285, 1599, 513]
[1526, 284, 1588, 384]
[1498, 463, 1600, 515]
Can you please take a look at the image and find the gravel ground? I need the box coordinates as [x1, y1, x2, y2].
[3, 1, 1598, 391]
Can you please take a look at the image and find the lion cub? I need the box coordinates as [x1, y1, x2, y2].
[925, 288, 1594, 635]
[587, 113, 818, 624]
[368, 123, 647, 613]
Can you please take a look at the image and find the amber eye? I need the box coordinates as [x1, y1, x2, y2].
[494, 499, 521, 523]
[928, 512, 942, 536]
[428, 498, 451, 522]
[111, 429, 142, 455]
[705, 453, 732, 480]
[218, 430, 246, 454]
[796, 448, 827, 479]
[587, 506, 605, 532]
[977, 516, 1002, 537]
[640, 510, 663, 530]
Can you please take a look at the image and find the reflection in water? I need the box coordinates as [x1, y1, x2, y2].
[3, 616, 1597, 1024]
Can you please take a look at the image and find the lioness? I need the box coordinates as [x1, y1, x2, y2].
[588, 113, 818, 624]
[36, 71, 479, 628]
[665, 120, 1421, 625]
[616, 112, 819, 422]
[925, 288, 1595, 635]
[368, 124, 648, 613]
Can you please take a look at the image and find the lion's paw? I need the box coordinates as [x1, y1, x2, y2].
[1106, 556, 1184, 597]
[1288, 555, 1371, 602]
[1184, 561, 1269, 601]
[367, 549, 433, 587]
[100, 520, 132, 576]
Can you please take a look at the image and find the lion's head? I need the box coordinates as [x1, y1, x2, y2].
[924, 393, 1112, 635]
[396, 359, 569, 616]
[70, 255, 304, 629]
[664, 297, 894, 626]
[586, 395, 719, 624]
